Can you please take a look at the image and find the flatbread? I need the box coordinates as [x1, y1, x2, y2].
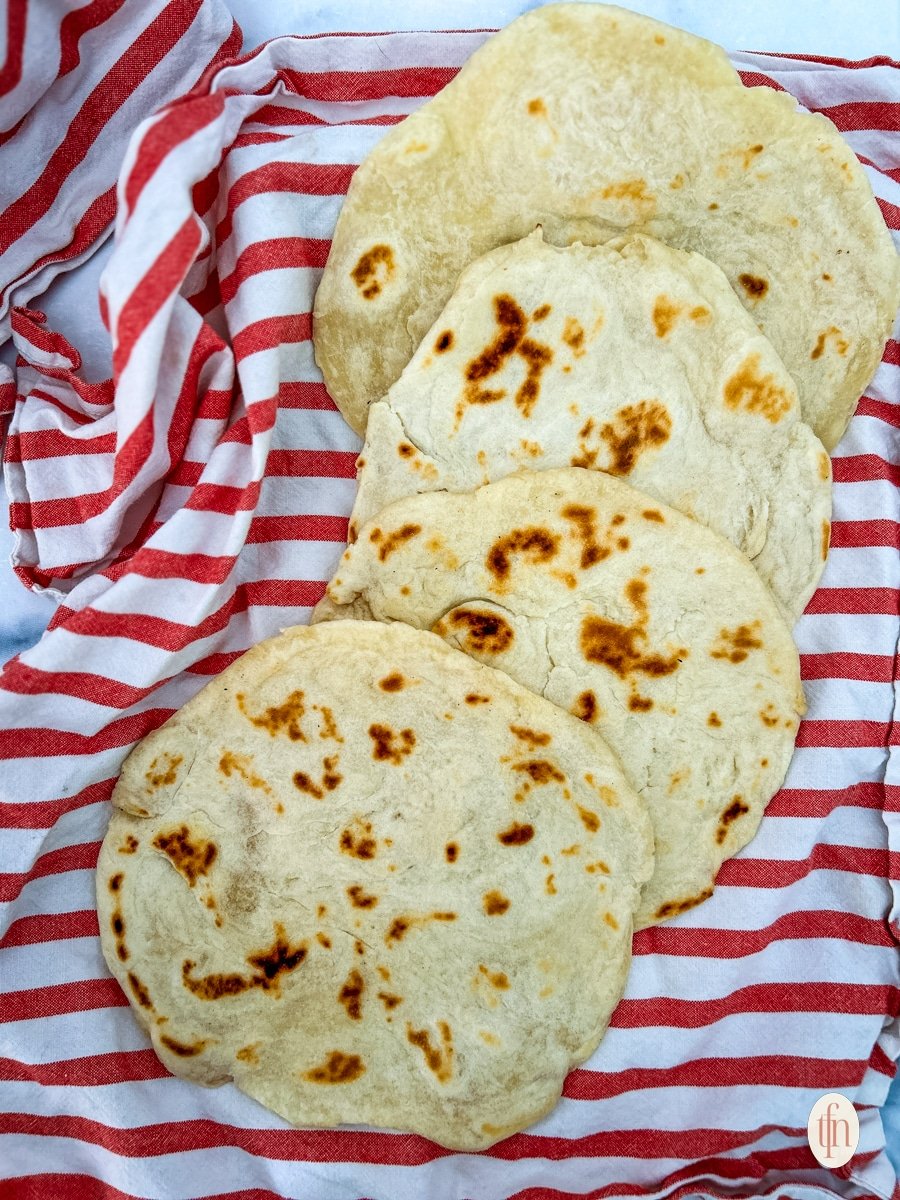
[349, 231, 831, 624]
[97, 620, 653, 1150]
[313, 3, 900, 448]
[321, 470, 805, 928]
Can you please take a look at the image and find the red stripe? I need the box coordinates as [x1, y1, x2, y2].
[0, 1110, 810, 1162]
[564, 1053, 864, 1101]
[249, 104, 405, 129]
[800, 652, 894, 682]
[0, 667, 155, 709]
[883, 339, 900, 366]
[279, 381, 337, 410]
[805, 587, 898, 615]
[0, 709, 171, 764]
[0, 0, 205, 255]
[2, 1179, 139, 1200]
[245, 514, 349, 543]
[215, 162, 354, 246]
[0, 0, 26, 100]
[273, 65, 459, 103]
[113, 216, 202, 378]
[264, 448, 356, 478]
[832, 453, 900, 485]
[218, 237, 330, 304]
[857, 396, 900, 427]
[815, 99, 900, 133]
[184, 479, 261, 514]
[231, 312, 312, 359]
[0, 842, 101, 904]
[635, 909, 894, 959]
[124, 92, 226, 216]
[766, 782, 884, 817]
[0, 979, 126, 1024]
[49, 578, 326, 653]
[877, 196, 900, 228]
[795, 718, 888, 747]
[736, 70, 786, 92]
[0, 1050, 166, 1087]
[5, 429, 116, 461]
[0, 778, 114, 830]
[0, 909, 98, 949]
[59, 0, 128, 77]
[830, 519, 900, 549]
[611, 983, 899, 1030]
[189, 650, 245, 675]
[718, 843, 897, 888]
[114, 548, 237, 583]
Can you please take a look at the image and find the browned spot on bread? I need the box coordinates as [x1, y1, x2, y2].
[445, 842, 459, 863]
[379, 673, 405, 692]
[577, 806, 600, 833]
[386, 911, 456, 944]
[811, 326, 850, 359]
[118, 834, 139, 855]
[573, 691, 598, 723]
[708, 202, 719, 210]
[513, 759, 565, 785]
[545, 873, 557, 895]
[498, 822, 535, 846]
[378, 991, 403, 1010]
[642, 509, 664, 523]
[435, 608, 514, 654]
[509, 725, 551, 747]
[743, 143, 764, 166]
[818, 452, 831, 481]
[723, 353, 792, 422]
[669, 172, 683, 188]
[760, 704, 779, 727]
[368, 724, 415, 764]
[716, 796, 750, 844]
[532, 303, 551, 321]
[585, 859, 609, 875]
[313, 704, 343, 742]
[604, 912, 619, 930]
[236, 1044, 260, 1064]
[316, 933, 332, 949]
[738, 273, 768, 300]
[581, 578, 686, 681]
[340, 819, 377, 860]
[527, 97, 546, 115]
[601, 178, 654, 208]
[376, 523, 421, 561]
[153, 826, 217, 886]
[127, 972, 153, 1010]
[710, 622, 763, 664]
[293, 754, 343, 799]
[304, 1050, 365, 1083]
[351, 244, 394, 300]
[708, 711, 722, 728]
[654, 888, 713, 920]
[483, 890, 511, 916]
[434, 330, 454, 353]
[465, 693, 491, 705]
[562, 316, 586, 357]
[652, 296, 680, 338]
[561, 503, 610, 569]
[478, 965, 509, 989]
[407, 1021, 454, 1082]
[238, 690, 306, 741]
[628, 694, 653, 712]
[398, 442, 415, 458]
[338, 969, 365, 1020]
[220, 750, 271, 794]
[593, 401, 672, 475]
[145, 753, 182, 789]
[347, 884, 378, 909]
[822, 520, 831, 561]
[690, 305, 711, 324]
[183, 924, 306, 1001]
[487, 526, 559, 581]
[160, 1035, 207, 1058]
[457, 295, 553, 423]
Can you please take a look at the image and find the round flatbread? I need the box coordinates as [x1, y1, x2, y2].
[97, 620, 653, 1150]
[350, 231, 831, 624]
[322, 470, 805, 928]
[314, 3, 899, 447]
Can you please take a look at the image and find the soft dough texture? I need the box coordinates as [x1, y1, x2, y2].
[349, 231, 831, 624]
[97, 620, 653, 1150]
[321, 471, 805, 928]
[314, 2, 899, 448]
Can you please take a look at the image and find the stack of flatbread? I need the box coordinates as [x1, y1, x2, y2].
[98, 4, 900, 1151]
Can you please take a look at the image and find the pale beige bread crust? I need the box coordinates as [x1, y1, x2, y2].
[349, 231, 831, 624]
[314, 3, 900, 448]
[97, 620, 653, 1150]
[321, 470, 805, 928]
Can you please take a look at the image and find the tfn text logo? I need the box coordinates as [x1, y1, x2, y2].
[807, 1093, 860, 1168]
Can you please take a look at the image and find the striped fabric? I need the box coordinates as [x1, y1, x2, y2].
[1, 24, 899, 1200]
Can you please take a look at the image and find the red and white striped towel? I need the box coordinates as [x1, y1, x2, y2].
[1, 18, 899, 1200]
